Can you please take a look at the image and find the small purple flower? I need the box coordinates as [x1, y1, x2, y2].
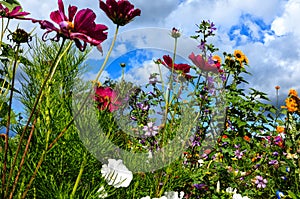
[194, 183, 208, 191]
[197, 41, 205, 51]
[268, 160, 279, 165]
[255, 176, 267, 188]
[234, 144, 240, 149]
[273, 152, 279, 156]
[143, 122, 159, 137]
[235, 149, 245, 159]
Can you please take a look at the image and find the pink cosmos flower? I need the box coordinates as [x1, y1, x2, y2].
[94, 86, 121, 112]
[160, 55, 193, 80]
[0, 4, 30, 19]
[32, 0, 108, 51]
[99, 0, 141, 26]
[188, 52, 219, 73]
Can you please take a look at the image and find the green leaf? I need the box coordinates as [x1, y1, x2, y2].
[287, 190, 298, 199]
[0, 0, 20, 10]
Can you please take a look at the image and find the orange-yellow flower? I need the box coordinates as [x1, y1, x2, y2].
[243, 135, 251, 142]
[276, 126, 285, 133]
[285, 97, 298, 112]
[289, 89, 298, 97]
[234, 49, 248, 66]
[212, 55, 222, 66]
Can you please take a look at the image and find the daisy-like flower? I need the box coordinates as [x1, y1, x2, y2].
[143, 122, 159, 137]
[94, 86, 121, 112]
[212, 55, 222, 67]
[289, 89, 298, 97]
[101, 159, 133, 188]
[99, 0, 141, 26]
[234, 50, 248, 66]
[254, 175, 267, 188]
[33, 0, 108, 51]
[188, 52, 220, 73]
[0, 3, 30, 19]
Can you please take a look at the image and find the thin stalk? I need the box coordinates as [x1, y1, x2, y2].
[2, 44, 20, 197]
[21, 25, 120, 199]
[70, 152, 87, 199]
[8, 116, 37, 199]
[162, 37, 178, 145]
[48, 25, 121, 151]
[7, 39, 69, 198]
[94, 25, 119, 83]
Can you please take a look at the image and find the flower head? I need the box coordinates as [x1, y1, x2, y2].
[0, 4, 30, 19]
[99, 0, 141, 26]
[188, 52, 219, 73]
[234, 50, 248, 66]
[101, 159, 133, 188]
[160, 55, 193, 80]
[33, 0, 108, 51]
[143, 122, 159, 137]
[171, 27, 181, 38]
[94, 86, 121, 112]
[254, 175, 267, 188]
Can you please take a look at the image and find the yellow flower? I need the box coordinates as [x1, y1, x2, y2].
[285, 97, 298, 112]
[212, 55, 222, 65]
[289, 89, 298, 97]
[276, 126, 285, 133]
[234, 50, 248, 66]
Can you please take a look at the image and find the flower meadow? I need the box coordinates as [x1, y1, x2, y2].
[0, 0, 300, 199]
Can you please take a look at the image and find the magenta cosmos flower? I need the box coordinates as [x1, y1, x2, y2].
[99, 0, 141, 26]
[32, 0, 108, 51]
[0, 4, 30, 19]
[94, 86, 121, 112]
[189, 52, 219, 73]
[160, 55, 193, 80]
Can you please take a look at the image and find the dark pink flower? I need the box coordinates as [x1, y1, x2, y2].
[94, 86, 121, 112]
[0, 4, 30, 19]
[160, 55, 193, 80]
[99, 0, 141, 26]
[189, 52, 219, 73]
[32, 0, 108, 51]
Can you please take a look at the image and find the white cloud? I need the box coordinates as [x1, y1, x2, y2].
[5, 0, 300, 103]
[271, 0, 300, 36]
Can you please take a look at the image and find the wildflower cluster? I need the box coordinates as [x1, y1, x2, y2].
[1, 0, 299, 199]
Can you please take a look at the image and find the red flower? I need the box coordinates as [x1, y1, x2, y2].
[32, 0, 108, 51]
[99, 0, 141, 26]
[188, 52, 219, 73]
[160, 55, 193, 80]
[0, 4, 30, 19]
[94, 86, 121, 112]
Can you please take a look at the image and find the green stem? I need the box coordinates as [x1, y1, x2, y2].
[94, 25, 119, 83]
[163, 37, 178, 126]
[70, 152, 87, 199]
[2, 44, 20, 198]
[8, 39, 71, 199]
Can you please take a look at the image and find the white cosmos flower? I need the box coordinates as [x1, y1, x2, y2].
[226, 187, 237, 194]
[101, 159, 133, 188]
[233, 193, 251, 199]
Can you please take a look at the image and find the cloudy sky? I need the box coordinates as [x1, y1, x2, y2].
[15, 0, 300, 104]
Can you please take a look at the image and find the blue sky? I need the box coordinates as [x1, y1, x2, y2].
[11, 0, 300, 104]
